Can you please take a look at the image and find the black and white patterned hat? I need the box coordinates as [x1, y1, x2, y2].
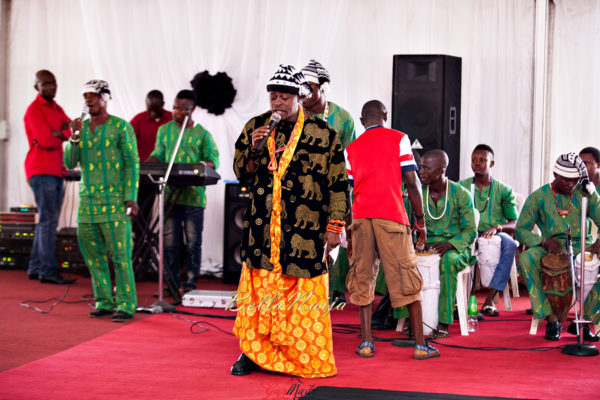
[82, 79, 112, 102]
[301, 59, 331, 93]
[554, 152, 596, 194]
[266, 64, 312, 99]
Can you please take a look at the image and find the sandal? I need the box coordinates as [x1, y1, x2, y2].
[482, 304, 499, 317]
[356, 341, 375, 358]
[428, 329, 450, 339]
[413, 340, 440, 360]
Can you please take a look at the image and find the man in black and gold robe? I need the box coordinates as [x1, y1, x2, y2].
[230, 64, 349, 378]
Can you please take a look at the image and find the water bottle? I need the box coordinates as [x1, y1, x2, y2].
[467, 295, 479, 332]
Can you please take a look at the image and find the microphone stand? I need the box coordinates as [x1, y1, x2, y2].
[147, 109, 192, 313]
[562, 196, 599, 356]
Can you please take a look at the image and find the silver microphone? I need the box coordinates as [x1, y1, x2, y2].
[72, 105, 89, 140]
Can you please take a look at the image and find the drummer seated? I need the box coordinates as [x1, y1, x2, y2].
[516, 153, 600, 341]
[460, 144, 519, 317]
[408, 150, 477, 339]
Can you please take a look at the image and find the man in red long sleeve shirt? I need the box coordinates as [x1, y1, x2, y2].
[23, 70, 75, 284]
[130, 90, 172, 258]
[130, 90, 172, 163]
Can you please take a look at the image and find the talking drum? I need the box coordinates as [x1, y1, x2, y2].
[574, 252, 600, 302]
[416, 250, 441, 335]
[540, 253, 573, 322]
[476, 235, 502, 287]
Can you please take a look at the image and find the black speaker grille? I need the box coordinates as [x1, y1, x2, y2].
[223, 183, 250, 284]
[392, 55, 461, 181]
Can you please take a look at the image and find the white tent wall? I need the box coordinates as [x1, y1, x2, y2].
[3, 0, 596, 270]
[550, 1, 600, 166]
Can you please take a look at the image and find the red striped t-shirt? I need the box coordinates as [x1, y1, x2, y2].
[346, 126, 417, 225]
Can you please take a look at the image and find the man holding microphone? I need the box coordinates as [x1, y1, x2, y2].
[65, 80, 139, 322]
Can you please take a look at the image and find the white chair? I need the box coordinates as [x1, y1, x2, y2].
[492, 192, 526, 310]
[530, 317, 543, 335]
[455, 209, 480, 336]
[527, 225, 546, 335]
[456, 266, 472, 336]
[508, 192, 526, 299]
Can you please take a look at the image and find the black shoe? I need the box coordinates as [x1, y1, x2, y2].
[89, 308, 113, 318]
[230, 353, 260, 376]
[111, 310, 134, 322]
[545, 320, 562, 341]
[40, 273, 76, 284]
[566, 322, 599, 342]
[28, 273, 39, 280]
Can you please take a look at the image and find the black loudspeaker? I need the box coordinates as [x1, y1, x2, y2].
[392, 55, 462, 181]
[223, 183, 250, 284]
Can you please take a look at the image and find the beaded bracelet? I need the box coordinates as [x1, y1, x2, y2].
[413, 221, 427, 232]
[326, 224, 344, 234]
[326, 219, 345, 234]
[328, 219, 346, 227]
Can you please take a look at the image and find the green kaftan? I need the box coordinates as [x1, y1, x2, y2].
[150, 121, 219, 208]
[64, 116, 139, 314]
[395, 181, 477, 325]
[516, 184, 600, 322]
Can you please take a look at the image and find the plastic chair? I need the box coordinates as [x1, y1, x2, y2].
[529, 317, 543, 335]
[455, 209, 480, 336]
[509, 192, 526, 299]
[524, 226, 547, 335]
[456, 266, 472, 336]
[491, 193, 526, 310]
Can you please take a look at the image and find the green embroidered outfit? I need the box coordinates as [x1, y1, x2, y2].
[64, 116, 139, 314]
[395, 181, 477, 324]
[150, 121, 219, 207]
[516, 184, 600, 322]
[459, 177, 519, 231]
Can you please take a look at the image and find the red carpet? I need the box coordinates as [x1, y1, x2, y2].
[1, 269, 599, 399]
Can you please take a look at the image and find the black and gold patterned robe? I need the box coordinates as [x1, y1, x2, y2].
[233, 110, 349, 278]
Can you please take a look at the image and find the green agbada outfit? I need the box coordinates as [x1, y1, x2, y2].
[314, 101, 356, 150]
[395, 181, 477, 324]
[516, 184, 600, 323]
[64, 116, 139, 314]
[459, 177, 519, 231]
[149, 121, 220, 207]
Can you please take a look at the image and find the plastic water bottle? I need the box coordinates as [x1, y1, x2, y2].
[467, 295, 479, 332]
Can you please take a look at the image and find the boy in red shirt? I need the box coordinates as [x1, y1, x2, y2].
[346, 100, 438, 359]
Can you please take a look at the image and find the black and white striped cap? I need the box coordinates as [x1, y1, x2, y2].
[266, 64, 312, 99]
[553, 153, 582, 179]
